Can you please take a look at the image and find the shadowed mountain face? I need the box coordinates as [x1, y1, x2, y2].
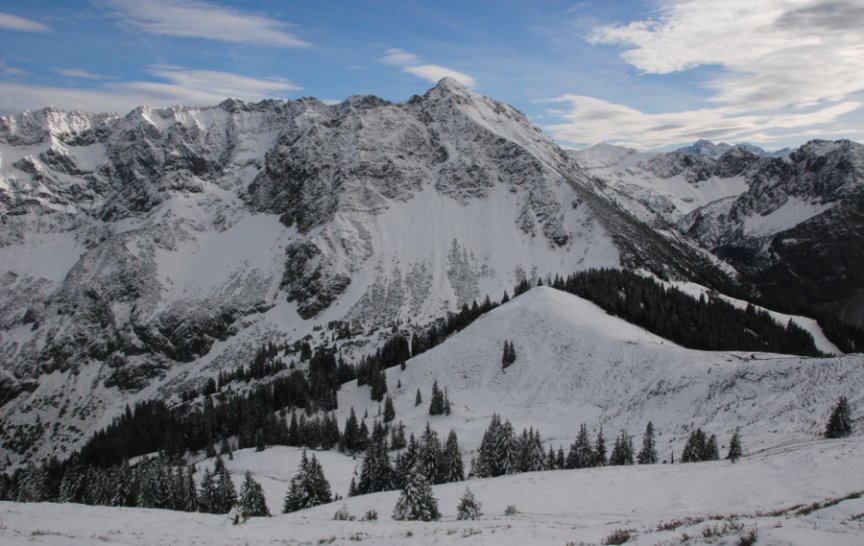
[576, 139, 864, 329]
[677, 140, 864, 326]
[0, 79, 726, 460]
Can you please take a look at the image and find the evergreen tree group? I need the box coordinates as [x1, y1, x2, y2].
[239, 471, 270, 518]
[501, 340, 517, 369]
[283, 451, 332, 513]
[680, 429, 719, 463]
[472, 415, 547, 477]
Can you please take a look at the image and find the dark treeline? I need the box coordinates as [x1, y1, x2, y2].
[539, 268, 823, 356]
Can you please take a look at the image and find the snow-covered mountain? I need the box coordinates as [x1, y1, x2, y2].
[678, 140, 864, 327]
[0, 79, 727, 461]
[576, 139, 864, 329]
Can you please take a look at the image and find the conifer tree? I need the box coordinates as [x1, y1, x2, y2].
[415, 388, 422, 407]
[419, 423, 443, 484]
[392, 465, 440, 521]
[383, 395, 396, 423]
[358, 419, 370, 452]
[609, 429, 634, 466]
[239, 471, 270, 518]
[637, 422, 658, 465]
[567, 423, 594, 469]
[594, 428, 607, 466]
[198, 468, 216, 513]
[457, 487, 482, 520]
[182, 465, 198, 512]
[706, 434, 720, 461]
[341, 407, 360, 452]
[726, 428, 743, 462]
[681, 429, 709, 463]
[283, 451, 333, 513]
[825, 396, 853, 438]
[357, 438, 394, 495]
[213, 457, 237, 513]
[428, 381, 445, 416]
[390, 421, 407, 450]
[443, 430, 464, 483]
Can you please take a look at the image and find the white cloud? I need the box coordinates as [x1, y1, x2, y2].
[0, 60, 26, 77]
[54, 68, 106, 80]
[104, 0, 309, 47]
[543, 94, 862, 149]
[0, 67, 301, 114]
[382, 48, 421, 66]
[0, 12, 49, 32]
[403, 65, 476, 88]
[547, 0, 864, 148]
[379, 48, 476, 88]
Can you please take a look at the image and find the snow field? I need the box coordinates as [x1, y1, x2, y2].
[2, 437, 863, 545]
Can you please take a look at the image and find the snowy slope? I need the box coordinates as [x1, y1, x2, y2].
[2, 437, 863, 545]
[572, 143, 753, 224]
[0, 80, 730, 464]
[332, 287, 862, 462]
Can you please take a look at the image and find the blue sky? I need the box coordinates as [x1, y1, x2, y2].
[2, 0, 863, 150]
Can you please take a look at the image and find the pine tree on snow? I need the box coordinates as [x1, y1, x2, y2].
[383, 395, 396, 423]
[239, 471, 270, 518]
[727, 428, 743, 462]
[825, 396, 853, 438]
[419, 422, 443, 484]
[357, 437, 394, 495]
[705, 434, 720, 461]
[457, 487, 482, 520]
[443, 429, 465, 483]
[283, 451, 333, 513]
[567, 423, 594, 469]
[428, 381, 446, 416]
[594, 427, 607, 466]
[415, 388, 422, 407]
[198, 468, 216, 513]
[392, 465, 440, 521]
[213, 456, 237, 514]
[637, 422, 658, 465]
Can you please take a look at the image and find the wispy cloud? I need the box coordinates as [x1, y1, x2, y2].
[403, 65, 476, 87]
[382, 48, 421, 66]
[104, 0, 309, 47]
[380, 48, 476, 87]
[53, 68, 106, 80]
[548, 0, 864, 148]
[543, 94, 862, 149]
[0, 66, 301, 114]
[0, 12, 49, 32]
[0, 60, 26, 78]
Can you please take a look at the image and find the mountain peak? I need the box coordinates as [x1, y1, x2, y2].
[435, 76, 471, 93]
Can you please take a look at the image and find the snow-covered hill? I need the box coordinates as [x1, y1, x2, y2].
[0, 80, 728, 462]
[334, 287, 861, 458]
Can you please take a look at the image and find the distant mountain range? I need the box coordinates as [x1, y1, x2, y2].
[1, 78, 862, 464]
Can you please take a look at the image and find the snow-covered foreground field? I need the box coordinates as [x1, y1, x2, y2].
[3, 437, 864, 545]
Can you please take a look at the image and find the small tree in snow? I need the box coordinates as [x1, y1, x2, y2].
[457, 487, 482, 520]
[825, 396, 853, 438]
[727, 428, 743, 462]
[637, 422, 657, 464]
[238, 471, 269, 518]
[283, 451, 332, 513]
[392, 466, 440, 521]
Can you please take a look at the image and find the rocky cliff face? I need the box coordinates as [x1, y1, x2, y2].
[677, 140, 864, 326]
[0, 79, 727, 462]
